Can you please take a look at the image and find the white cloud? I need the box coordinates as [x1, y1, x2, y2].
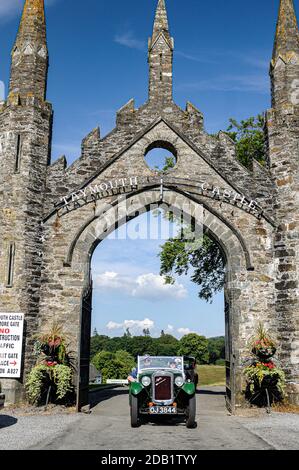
[166, 324, 174, 332]
[177, 327, 192, 336]
[133, 273, 187, 301]
[94, 271, 187, 302]
[114, 31, 145, 51]
[178, 74, 269, 94]
[106, 318, 154, 335]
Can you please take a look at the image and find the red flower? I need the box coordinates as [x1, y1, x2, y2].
[261, 362, 275, 369]
[46, 361, 57, 367]
[48, 338, 61, 348]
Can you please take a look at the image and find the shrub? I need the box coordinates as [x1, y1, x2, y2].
[26, 322, 74, 406]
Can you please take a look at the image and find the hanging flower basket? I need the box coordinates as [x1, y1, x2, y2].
[243, 324, 285, 408]
[250, 323, 277, 361]
[251, 342, 276, 362]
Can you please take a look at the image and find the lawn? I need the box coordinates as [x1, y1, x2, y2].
[197, 365, 226, 386]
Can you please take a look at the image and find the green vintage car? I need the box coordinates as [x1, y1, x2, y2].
[129, 356, 196, 428]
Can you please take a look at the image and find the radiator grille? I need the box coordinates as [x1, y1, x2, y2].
[154, 375, 171, 400]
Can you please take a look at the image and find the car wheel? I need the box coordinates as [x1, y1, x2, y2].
[130, 395, 140, 428]
[186, 395, 197, 429]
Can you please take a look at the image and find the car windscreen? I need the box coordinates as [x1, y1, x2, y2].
[138, 356, 184, 372]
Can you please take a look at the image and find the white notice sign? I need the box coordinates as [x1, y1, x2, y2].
[0, 313, 24, 378]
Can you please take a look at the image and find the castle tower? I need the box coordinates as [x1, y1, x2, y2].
[148, 0, 174, 104]
[267, 0, 299, 402]
[9, 0, 48, 101]
[0, 0, 52, 403]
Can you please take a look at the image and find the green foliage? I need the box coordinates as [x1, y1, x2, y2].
[154, 155, 176, 173]
[215, 359, 226, 366]
[244, 362, 286, 402]
[178, 333, 209, 364]
[26, 322, 74, 406]
[155, 334, 180, 356]
[53, 365, 73, 400]
[91, 350, 135, 383]
[90, 335, 111, 357]
[226, 114, 266, 168]
[90, 333, 224, 367]
[90, 333, 182, 362]
[25, 365, 49, 405]
[243, 326, 285, 407]
[162, 156, 176, 172]
[158, 114, 266, 302]
[159, 235, 225, 303]
[249, 322, 276, 353]
[207, 337, 225, 364]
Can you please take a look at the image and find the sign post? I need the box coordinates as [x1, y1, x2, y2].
[0, 313, 24, 378]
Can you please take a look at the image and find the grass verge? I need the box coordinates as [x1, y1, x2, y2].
[197, 365, 225, 386]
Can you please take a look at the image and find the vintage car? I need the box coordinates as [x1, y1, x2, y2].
[129, 356, 196, 428]
[183, 356, 199, 387]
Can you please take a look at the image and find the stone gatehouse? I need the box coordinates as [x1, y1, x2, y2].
[0, 0, 298, 411]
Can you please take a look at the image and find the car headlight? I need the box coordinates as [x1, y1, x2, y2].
[175, 376, 184, 387]
[141, 376, 151, 387]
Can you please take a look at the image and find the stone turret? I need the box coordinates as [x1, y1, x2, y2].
[148, 0, 174, 103]
[0, 0, 52, 403]
[267, 0, 299, 403]
[9, 0, 48, 102]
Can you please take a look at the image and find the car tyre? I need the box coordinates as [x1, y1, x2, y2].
[186, 395, 197, 429]
[130, 395, 140, 428]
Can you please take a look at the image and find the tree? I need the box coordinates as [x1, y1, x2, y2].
[159, 115, 266, 302]
[143, 328, 150, 337]
[226, 115, 266, 168]
[178, 333, 209, 364]
[154, 334, 179, 356]
[126, 336, 156, 359]
[207, 337, 225, 364]
[90, 335, 110, 358]
[160, 235, 225, 303]
[91, 350, 135, 383]
[124, 328, 132, 338]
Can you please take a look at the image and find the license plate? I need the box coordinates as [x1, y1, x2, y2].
[149, 406, 177, 415]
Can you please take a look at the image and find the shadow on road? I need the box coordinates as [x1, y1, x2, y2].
[0, 415, 18, 429]
[89, 387, 128, 409]
[197, 389, 226, 396]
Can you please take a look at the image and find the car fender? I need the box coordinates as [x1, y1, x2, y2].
[182, 382, 196, 396]
[130, 381, 144, 396]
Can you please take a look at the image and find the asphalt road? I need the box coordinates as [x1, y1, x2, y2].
[0, 387, 298, 450]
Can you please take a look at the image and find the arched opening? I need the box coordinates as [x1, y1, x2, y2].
[70, 189, 248, 413]
[144, 141, 177, 171]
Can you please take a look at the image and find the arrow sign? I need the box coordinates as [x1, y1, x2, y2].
[0, 313, 24, 378]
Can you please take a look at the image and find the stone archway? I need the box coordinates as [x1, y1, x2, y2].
[41, 188, 256, 412]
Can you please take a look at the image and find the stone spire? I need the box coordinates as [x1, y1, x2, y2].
[270, 0, 299, 109]
[9, 0, 48, 101]
[152, 0, 170, 41]
[272, 0, 299, 66]
[148, 0, 174, 104]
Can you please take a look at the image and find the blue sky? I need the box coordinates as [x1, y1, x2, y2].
[0, 0, 291, 163]
[0, 0, 294, 338]
[91, 211, 225, 339]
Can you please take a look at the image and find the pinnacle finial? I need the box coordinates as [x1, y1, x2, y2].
[153, 0, 169, 38]
[272, 0, 299, 64]
[15, 0, 46, 45]
[9, 0, 48, 100]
